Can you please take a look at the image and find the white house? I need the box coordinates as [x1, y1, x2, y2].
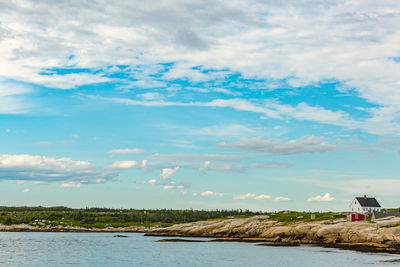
[350, 195, 381, 213]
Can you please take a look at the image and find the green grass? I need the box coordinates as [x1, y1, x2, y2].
[379, 223, 400, 228]
[382, 208, 400, 212]
[206, 211, 347, 225]
[267, 211, 346, 225]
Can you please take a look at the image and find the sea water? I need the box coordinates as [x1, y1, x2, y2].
[0, 232, 399, 266]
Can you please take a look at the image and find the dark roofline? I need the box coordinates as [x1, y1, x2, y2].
[355, 197, 381, 207]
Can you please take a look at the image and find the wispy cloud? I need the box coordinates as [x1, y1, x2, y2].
[200, 190, 224, 197]
[233, 193, 272, 200]
[108, 148, 144, 155]
[218, 136, 336, 155]
[147, 153, 245, 162]
[101, 96, 387, 134]
[144, 160, 291, 173]
[274, 196, 291, 201]
[111, 160, 139, 169]
[60, 181, 81, 188]
[147, 179, 157, 185]
[33, 141, 54, 146]
[159, 167, 179, 180]
[191, 124, 258, 137]
[16, 180, 47, 185]
[307, 193, 335, 202]
[0, 81, 32, 114]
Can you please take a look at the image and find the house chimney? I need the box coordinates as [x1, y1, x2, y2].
[364, 194, 367, 199]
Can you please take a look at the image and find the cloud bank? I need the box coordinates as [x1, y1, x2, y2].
[0, 154, 118, 184]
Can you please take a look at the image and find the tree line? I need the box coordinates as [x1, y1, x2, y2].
[0, 206, 266, 226]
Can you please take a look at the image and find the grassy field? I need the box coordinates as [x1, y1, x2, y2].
[267, 211, 346, 224]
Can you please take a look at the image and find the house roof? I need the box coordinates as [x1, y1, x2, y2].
[356, 197, 381, 207]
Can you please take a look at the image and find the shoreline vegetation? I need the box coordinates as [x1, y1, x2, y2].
[0, 206, 266, 228]
[1, 206, 400, 254]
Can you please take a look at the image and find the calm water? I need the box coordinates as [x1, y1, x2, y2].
[0, 232, 399, 266]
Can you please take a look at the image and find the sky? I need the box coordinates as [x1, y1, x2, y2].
[0, 0, 400, 211]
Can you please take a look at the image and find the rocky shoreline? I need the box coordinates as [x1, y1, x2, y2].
[145, 215, 400, 254]
[2, 215, 400, 254]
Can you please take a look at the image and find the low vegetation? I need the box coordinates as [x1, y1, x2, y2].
[267, 211, 346, 224]
[382, 208, 400, 212]
[0, 206, 351, 228]
[0, 206, 264, 228]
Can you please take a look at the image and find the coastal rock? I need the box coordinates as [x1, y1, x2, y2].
[146, 216, 400, 253]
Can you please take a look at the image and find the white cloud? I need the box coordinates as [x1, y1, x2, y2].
[60, 182, 81, 188]
[218, 136, 336, 155]
[0, 81, 31, 114]
[233, 193, 256, 200]
[255, 194, 272, 200]
[159, 167, 180, 180]
[147, 153, 245, 162]
[198, 162, 291, 172]
[199, 161, 211, 172]
[33, 73, 112, 90]
[148, 179, 157, 185]
[22, 188, 29, 193]
[163, 184, 184, 190]
[145, 160, 290, 173]
[163, 185, 174, 190]
[1, 1, 400, 123]
[16, 180, 47, 185]
[192, 124, 257, 137]
[111, 160, 138, 169]
[200, 190, 224, 197]
[234, 193, 272, 200]
[141, 160, 148, 171]
[274, 196, 291, 201]
[0, 154, 118, 183]
[139, 92, 163, 100]
[2, 1, 400, 135]
[213, 88, 242, 96]
[103, 97, 282, 120]
[108, 148, 144, 155]
[105, 97, 377, 134]
[307, 193, 335, 202]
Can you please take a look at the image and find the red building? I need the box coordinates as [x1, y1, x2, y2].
[347, 213, 366, 222]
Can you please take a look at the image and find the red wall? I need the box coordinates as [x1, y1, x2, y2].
[351, 213, 365, 221]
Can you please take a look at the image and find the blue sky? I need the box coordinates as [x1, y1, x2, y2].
[0, 1, 400, 211]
